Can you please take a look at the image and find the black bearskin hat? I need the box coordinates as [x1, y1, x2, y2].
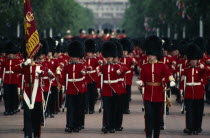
[110, 38, 123, 58]
[177, 40, 188, 56]
[102, 41, 117, 58]
[34, 40, 48, 58]
[88, 28, 94, 34]
[206, 38, 210, 55]
[68, 40, 85, 58]
[162, 38, 172, 51]
[104, 28, 109, 34]
[46, 37, 56, 54]
[79, 29, 85, 34]
[145, 35, 162, 59]
[95, 38, 102, 53]
[193, 37, 206, 54]
[116, 29, 121, 34]
[170, 39, 179, 52]
[119, 38, 133, 53]
[187, 43, 203, 60]
[85, 39, 96, 53]
[5, 41, 18, 54]
[0, 39, 6, 53]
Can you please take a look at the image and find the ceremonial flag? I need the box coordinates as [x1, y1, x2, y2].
[24, 0, 40, 58]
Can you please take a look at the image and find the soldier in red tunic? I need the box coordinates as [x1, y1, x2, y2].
[46, 38, 61, 115]
[84, 39, 99, 114]
[119, 38, 136, 114]
[180, 43, 207, 135]
[101, 28, 111, 41]
[61, 40, 86, 133]
[204, 39, 210, 104]
[112, 39, 128, 131]
[79, 29, 87, 39]
[14, 45, 50, 138]
[100, 41, 120, 133]
[139, 36, 175, 138]
[0, 41, 21, 115]
[0, 39, 6, 102]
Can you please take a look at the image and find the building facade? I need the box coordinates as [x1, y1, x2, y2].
[76, 0, 129, 30]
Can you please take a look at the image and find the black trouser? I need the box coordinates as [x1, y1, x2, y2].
[144, 100, 163, 138]
[43, 92, 54, 114]
[134, 65, 139, 75]
[115, 95, 123, 129]
[23, 101, 42, 137]
[78, 93, 85, 127]
[124, 85, 131, 112]
[102, 92, 117, 130]
[185, 99, 204, 131]
[66, 94, 81, 129]
[50, 86, 58, 113]
[86, 82, 96, 112]
[205, 81, 210, 102]
[3, 83, 18, 113]
[171, 87, 180, 101]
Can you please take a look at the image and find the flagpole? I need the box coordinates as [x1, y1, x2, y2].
[28, 65, 32, 104]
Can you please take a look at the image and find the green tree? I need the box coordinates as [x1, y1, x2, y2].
[0, 0, 94, 38]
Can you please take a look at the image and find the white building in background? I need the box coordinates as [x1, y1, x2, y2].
[75, 0, 129, 31]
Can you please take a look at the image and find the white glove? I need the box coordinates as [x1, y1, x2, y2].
[180, 90, 184, 96]
[17, 88, 21, 95]
[170, 81, 176, 87]
[24, 58, 31, 66]
[36, 69, 43, 75]
[56, 69, 61, 75]
[97, 88, 100, 94]
[55, 41, 59, 46]
[98, 60, 103, 65]
[137, 80, 143, 87]
[62, 85, 65, 93]
[48, 69, 53, 76]
[81, 70, 86, 75]
[200, 64, 204, 69]
[116, 69, 121, 75]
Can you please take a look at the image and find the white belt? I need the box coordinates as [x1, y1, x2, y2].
[87, 70, 96, 73]
[186, 82, 201, 86]
[42, 77, 49, 79]
[68, 78, 84, 82]
[117, 78, 124, 81]
[104, 80, 118, 84]
[5, 71, 14, 74]
[125, 70, 131, 74]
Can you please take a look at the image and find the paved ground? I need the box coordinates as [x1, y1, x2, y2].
[0, 76, 210, 138]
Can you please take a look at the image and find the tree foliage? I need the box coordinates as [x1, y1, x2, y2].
[123, 0, 210, 38]
[0, 0, 94, 38]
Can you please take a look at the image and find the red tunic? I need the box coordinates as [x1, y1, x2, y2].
[100, 63, 120, 96]
[115, 63, 128, 95]
[120, 57, 135, 85]
[84, 57, 99, 84]
[61, 62, 86, 95]
[14, 64, 48, 102]
[180, 66, 207, 100]
[140, 62, 172, 102]
[0, 58, 21, 84]
[45, 58, 60, 87]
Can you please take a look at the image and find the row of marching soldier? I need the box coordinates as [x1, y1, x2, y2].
[0, 28, 210, 138]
